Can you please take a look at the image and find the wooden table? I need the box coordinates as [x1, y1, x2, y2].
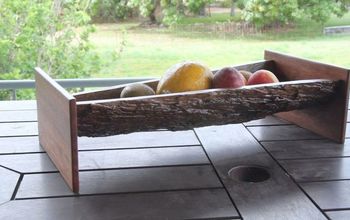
[0, 100, 349, 220]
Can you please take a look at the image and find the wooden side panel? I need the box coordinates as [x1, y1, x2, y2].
[265, 50, 350, 143]
[35, 68, 79, 193]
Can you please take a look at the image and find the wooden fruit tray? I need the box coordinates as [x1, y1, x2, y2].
[35, 50, 350, 193]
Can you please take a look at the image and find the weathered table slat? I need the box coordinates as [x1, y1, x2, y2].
[0, 146, 209, 173]
[301, 180, 350, 210]
[0, 122, 38, 137]
[247, 125, 323, 141]
[346, 123, 350, 137]
[79, 146, 209, 170]
[2, 99, 350, 218]
[0, 153, 56, 173]
[1, 189, 239, 220]
[78, 130, 200, 150]
[280, 157, 350, 182]
[0, 110, 37, 122]
[195, 124, 327, 220]
[326, 210, 350, 220]
[0, 136, 43, 154]
[0, 167, 20, 205]
[16, 166, 221, 198]
[0, 100, 37, 111]
[262, 139, 350, 159]
[243, 115, 290, 126]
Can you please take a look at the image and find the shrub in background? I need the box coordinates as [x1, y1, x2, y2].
[0, 0, 101, 99]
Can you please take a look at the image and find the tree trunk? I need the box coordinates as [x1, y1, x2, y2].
[230, 0, 235, 16]
[149, 0, 161, 24]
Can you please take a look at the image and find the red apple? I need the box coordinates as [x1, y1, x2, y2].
[213, 67, 245, 89]
[247, 70, 279, 85]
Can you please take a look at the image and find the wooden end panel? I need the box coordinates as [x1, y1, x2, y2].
[265, 50, 350, 143]
[35, 68, 79, 192]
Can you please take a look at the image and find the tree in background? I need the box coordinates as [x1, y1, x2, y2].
[297, 0, 350, 23]
[127, 0, 213, 25]
[0, 0, 101, 99]
[242, 0, 350, 27]
[90, 0, 133, 22]
[242, 0, 299, 27]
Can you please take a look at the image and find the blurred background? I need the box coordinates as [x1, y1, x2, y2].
[1, 0, 350, 99]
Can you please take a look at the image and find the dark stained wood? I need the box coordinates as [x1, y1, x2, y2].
[0, 110, 37, 122]
[16, 166, 221, 198]
[0, 167, 20, 205]
[77, 79, 336, 137]
[35, 68, 79, 193]
[0, 100, 36, 111]
[262, 139, 350, 159]
[280, 157, 350, 182]
[0, 189, 238, 219]
[0, 136, 43, 155]
[195, 124, 327, 219]
[326, 210, 350, 220]
[0, 122, 38, 137]
[265, 50, 350, 143]
[79, 146, 208, 170]
[301, 180, 350, 210]
[247, 125, 322, 141]
[78, 130, 200, 150]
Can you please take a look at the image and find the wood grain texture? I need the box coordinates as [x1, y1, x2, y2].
[0, 122, 38, 137]
[326, 210, 350, 220]
[0, 167, 20, 205]
[0, 189, 238, 220]
[78, 130, 199, 150]
[0, 136, 43, 155]
[35, 68, 79, 193]
[265, 50, 350, 143]
[77, 79, 336, 137]
[280, 157, 350, 182]
[16, 166, 221, 198]
[301, 180, 350, 210]
[0, 100, 37, 110]
[262, 139, 350, 159]
[247, 125, 322, 141]
[79, 146, 209, 170]
[0, 110, 37, 122]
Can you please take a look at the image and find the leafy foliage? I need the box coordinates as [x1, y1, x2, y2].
[298, 0, 350, 23]
[0, 0, 102, 99]
[128, 0, 213, 25]
[90, 0, 132, 22]
[242, 0, 299, 27]
[185, 0, 213, 15]
[242, 0, 350, 27]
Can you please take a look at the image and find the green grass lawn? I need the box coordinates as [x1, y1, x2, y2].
[90, 13, 350, 78]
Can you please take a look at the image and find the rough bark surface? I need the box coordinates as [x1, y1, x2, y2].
[77, 80, 337, 137]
